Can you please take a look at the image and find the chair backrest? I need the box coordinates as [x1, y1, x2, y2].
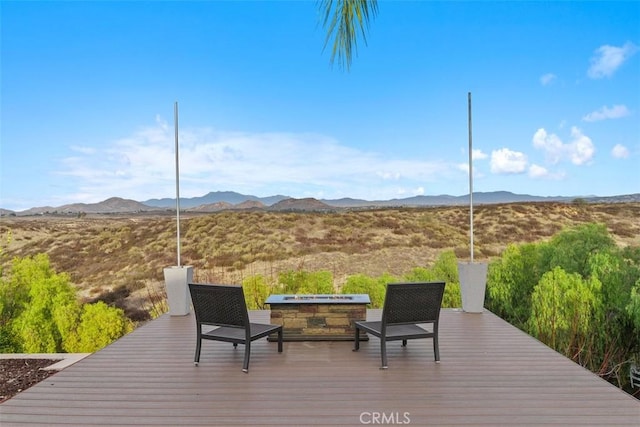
[381, 282, 446, 325]
[188, 283, 249, 328]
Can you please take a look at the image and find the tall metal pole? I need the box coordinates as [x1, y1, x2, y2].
[174, 101, 181, 267]
[468, 92, 474, 263]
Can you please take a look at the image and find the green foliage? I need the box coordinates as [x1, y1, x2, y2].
[277, 270, 335, 294]
[0, 254, 132, 354]
[403, 267, 436, 282]
[319, 0, 378, 70]
[0, 255, 32, 351]
[340, 273, 395, 308]
[484, 223, 640, 391]
[403, 250, 461, 308]
[486, 243, 543, 328]
[627, 282, 640, 332]
[540, 223, 615, 278]
[242, 275, 272, 309]
[68, 302, 133, 353]
[8, 254, 79, 352]
[588, 251, 634, 318]
[527, 267, 601, 355]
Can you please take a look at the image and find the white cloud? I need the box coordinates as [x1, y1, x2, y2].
[528, 164, 566, 180]
[56, 120, 456, 203]
[568, 127, 595, 165]
[582, 105, 631, 122]
[457, 150, 487, 175]
[490, 148, 528, 174]
[540, 73, 557, 86]
[587, 41, 638, 79]
[532, 128, 564, 164]
[612, 144, 630, 159]
[472, 149, 488, 160]
[532, 127, 595, 166]
[528, 164, 548, 178]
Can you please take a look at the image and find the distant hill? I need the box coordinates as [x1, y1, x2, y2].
[187, 199, 266, 212]
[187, 201, 234, 212]
[268, 198, 334, 212]
[14, 197, 161, 216]
[144, 191, 288, 208]
[3, 191, 639, 216]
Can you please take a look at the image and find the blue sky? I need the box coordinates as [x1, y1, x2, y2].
[1, 1, 639, 211]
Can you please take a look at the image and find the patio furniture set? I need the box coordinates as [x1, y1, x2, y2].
[188, 281, 445, 372]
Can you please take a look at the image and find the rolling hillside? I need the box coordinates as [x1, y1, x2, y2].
[2, 201, 639, 322]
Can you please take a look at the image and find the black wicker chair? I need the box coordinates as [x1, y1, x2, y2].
[353, 282, 445, 369]
[188, 283, 283, 373]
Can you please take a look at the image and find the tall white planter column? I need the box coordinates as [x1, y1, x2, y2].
[458, 262, 488, 313]
[163, 265, 193, 316]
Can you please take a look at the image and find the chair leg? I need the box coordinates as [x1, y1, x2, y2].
[353, 327, 360, 351]
[433, 335, 440, 362]
[194, 338, 202, 366]
[242, 341, 251, 373]
[233, 343, 238, 348]
[402, 339, 407, 347]
[380, 339, 388, 369]
[277, 329, 283, 353]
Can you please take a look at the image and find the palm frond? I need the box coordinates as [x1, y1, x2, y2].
[319, 0, 378, 71]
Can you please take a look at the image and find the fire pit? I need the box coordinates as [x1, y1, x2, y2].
[265, 294, 370, 341]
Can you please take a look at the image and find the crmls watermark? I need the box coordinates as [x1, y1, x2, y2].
[359, 412, 411, 425]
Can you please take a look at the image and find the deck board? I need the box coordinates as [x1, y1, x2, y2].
[1, 309, 638, 426]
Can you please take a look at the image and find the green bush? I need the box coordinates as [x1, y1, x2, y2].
[486, 223, 640, 392]
[277, 270, 334, 294]
[340, 273, 395, 308]
[67, 302, 133, 353]
[242, 275, 272, 309]
[527, 267, 600, 355]
[486, 242, 543, 328]
[539, 223, 615, 278]
[0, 254, 132, 354]
[403, 250, 461, 308]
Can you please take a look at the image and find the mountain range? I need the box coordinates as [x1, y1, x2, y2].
[3, 191, 639, 216]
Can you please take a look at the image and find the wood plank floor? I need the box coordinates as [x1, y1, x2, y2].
[1, 309, 638, 426]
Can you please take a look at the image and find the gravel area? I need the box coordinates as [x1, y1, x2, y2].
[0, 358, 60, 403]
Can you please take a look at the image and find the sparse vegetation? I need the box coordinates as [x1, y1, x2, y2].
[1, 203, 638, 321]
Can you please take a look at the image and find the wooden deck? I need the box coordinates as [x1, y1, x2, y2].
[1, 309, 638, 426]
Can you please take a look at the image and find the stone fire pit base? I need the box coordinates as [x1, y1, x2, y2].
[265, 294, 370, 341]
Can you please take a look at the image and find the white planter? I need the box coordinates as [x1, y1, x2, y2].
[458, 262, 488, 313]
[163, 266, 193, 316]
